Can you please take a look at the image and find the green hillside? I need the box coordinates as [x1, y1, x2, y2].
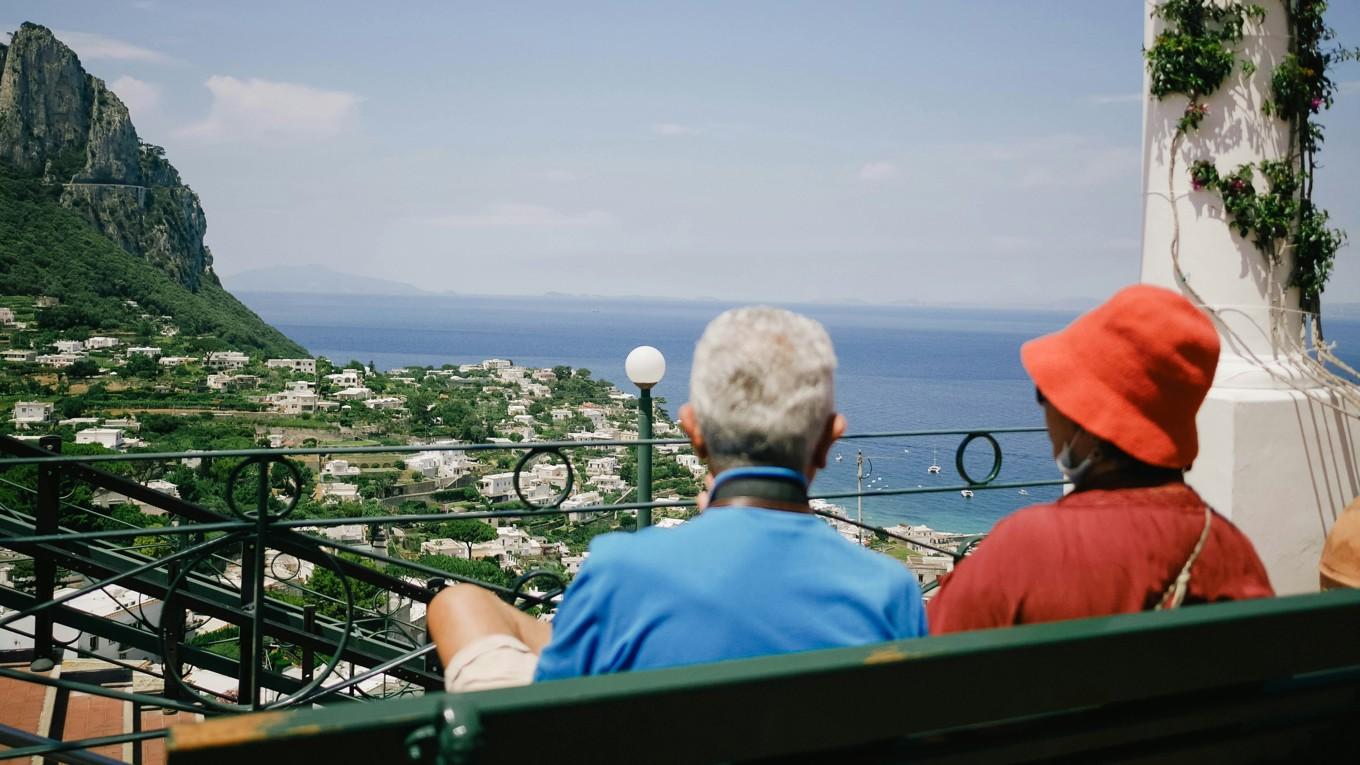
[0, 169, 306, 357]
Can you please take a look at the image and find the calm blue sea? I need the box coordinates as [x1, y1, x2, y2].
[238, 292, 1360, 535]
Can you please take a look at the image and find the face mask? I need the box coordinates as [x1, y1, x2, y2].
[1056, 431, 1096, 485]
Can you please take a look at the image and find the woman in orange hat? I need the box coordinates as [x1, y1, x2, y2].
[928, 285, 1273, 633]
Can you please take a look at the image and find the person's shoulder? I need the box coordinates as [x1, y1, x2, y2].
[583, 519, 704, 568]
[984, 500, 1066, 542]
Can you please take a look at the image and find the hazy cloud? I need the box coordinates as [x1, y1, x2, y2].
[988, 234, 1039, 253]
[1015, 135, 1137, 188]
[176, 76, 361, 143]
[110, 75, 161, 115]
[652, 123, 703, 137]
[57, 30, 172, 63]
[857, 161, 899, 181]
[1089, 93, 1142, 105]
[420, 203, 615, 228]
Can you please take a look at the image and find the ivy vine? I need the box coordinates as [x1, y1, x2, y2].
[1146, 0, 1355, 313]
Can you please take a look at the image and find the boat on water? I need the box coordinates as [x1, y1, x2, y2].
[960, 489, 974, 498]
[835, 454, 843, 463]
[927, 448, 942, 474]
[1018, 488, 1030, 496]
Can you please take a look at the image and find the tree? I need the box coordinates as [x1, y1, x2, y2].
[125, 353, 159, 378]
[66, 358, 100, 378]
[415, 554, 512, 588]
[436, 519, 497, 558]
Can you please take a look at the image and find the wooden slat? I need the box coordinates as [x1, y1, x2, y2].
[168, 589, 1360, 764]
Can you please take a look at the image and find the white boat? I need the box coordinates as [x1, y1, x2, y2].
[960, 489, 974, 498]
[835, 454, 843, 463]
[927, 449, 942, 474]
[1018, 489, 1030, 496]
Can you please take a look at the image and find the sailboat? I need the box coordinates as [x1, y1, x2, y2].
[927, 449, 942, 474]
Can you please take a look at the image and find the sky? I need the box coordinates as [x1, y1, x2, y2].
[4, 1, 1360, 306]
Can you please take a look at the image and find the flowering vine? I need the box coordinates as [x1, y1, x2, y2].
[1148, 0, 1354, 313]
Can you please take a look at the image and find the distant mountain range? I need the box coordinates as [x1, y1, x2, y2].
[223, 265, 431, 296]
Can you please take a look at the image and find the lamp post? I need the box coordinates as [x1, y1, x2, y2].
[626, 346, 665, 530]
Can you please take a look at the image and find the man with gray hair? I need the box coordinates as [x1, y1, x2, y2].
[427, 307, 926, 691]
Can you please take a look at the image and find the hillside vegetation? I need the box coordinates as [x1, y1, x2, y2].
[0, 170, 305, 356]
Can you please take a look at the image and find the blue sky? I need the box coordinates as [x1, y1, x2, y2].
[4, 1, 1359, 305]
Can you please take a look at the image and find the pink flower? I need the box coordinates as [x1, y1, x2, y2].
[1310, 97, 1323, 112]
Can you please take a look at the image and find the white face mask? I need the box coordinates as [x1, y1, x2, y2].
[1056, 431, 1097, 485]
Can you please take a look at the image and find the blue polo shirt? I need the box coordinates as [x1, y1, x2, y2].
[534, 506, 927, 681]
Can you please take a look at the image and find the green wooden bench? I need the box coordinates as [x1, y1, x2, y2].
[168, 589, 1360, 764]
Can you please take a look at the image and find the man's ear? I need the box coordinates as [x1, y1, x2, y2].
[679, 404, 708, 461]
[811, 413, 847, 471]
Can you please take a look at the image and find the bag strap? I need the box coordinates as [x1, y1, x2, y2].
[1155, 503, 1214, 610]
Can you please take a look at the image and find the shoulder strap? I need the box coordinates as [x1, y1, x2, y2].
[1155, 503, 1214, 611]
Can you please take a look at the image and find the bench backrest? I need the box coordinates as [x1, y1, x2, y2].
[169, 589, 1360, 764]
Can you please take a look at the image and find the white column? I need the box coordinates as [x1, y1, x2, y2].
[1139, 0, 1359, 594]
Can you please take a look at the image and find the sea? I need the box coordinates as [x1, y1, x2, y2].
[238, 292, 1360, 536]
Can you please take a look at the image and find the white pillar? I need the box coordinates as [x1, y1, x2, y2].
[1139, 0, 1359, 594]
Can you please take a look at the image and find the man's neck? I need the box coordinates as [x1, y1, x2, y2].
[707, 466, 811, 513]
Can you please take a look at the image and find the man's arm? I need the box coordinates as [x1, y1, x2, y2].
[427, 584, 553, 667]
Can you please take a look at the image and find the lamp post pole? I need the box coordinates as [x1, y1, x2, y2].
[625, 346, 666, 532]
[637, 387, 653, 530]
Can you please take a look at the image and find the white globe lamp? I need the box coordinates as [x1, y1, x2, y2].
[625, 345, 666, 390]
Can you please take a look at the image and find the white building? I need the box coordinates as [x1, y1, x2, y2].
[586, 456, 620, 476]
[158, 355, 195, 367]
[126, 346, 161, 358]
[92, 479, 180, 516]
[593, 474, 629, 493]
[52, 340, 85, 353]
[266, 358, 317, 374]
[1, 350, 35, 363]
[85, 336, 120, 350]
[481, 359, 512, 370]
[13, 401, 53, 428]
[478, 472, 517, 503]
[561, 491, 604, 523]
[407, 445, 477, 480]
[321, 459, 363, 478]
[551, 408, 573, 421]
[0, 308, 13, 324]
[522, 383, 552, 399]
[267, 389, 320, 414]
[676, 453, 705, 476]
[36, 353, 83, 367]
[205, 351, 250, 370]
[363, 396, 404, 410]
[325, 369, 364, 387]
[316, 482, 361, 503]
[75, 428, 124, 450]
[333, 386, 373, 401]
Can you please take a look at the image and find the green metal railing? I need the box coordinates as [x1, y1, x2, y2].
[0, 426, 1062, 761]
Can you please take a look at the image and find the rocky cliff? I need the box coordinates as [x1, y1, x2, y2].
[0, 23, 212, 290]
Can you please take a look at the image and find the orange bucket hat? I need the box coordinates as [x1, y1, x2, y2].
[1320, 496, 1360, 589]
[1020, 284, 1220, 469]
